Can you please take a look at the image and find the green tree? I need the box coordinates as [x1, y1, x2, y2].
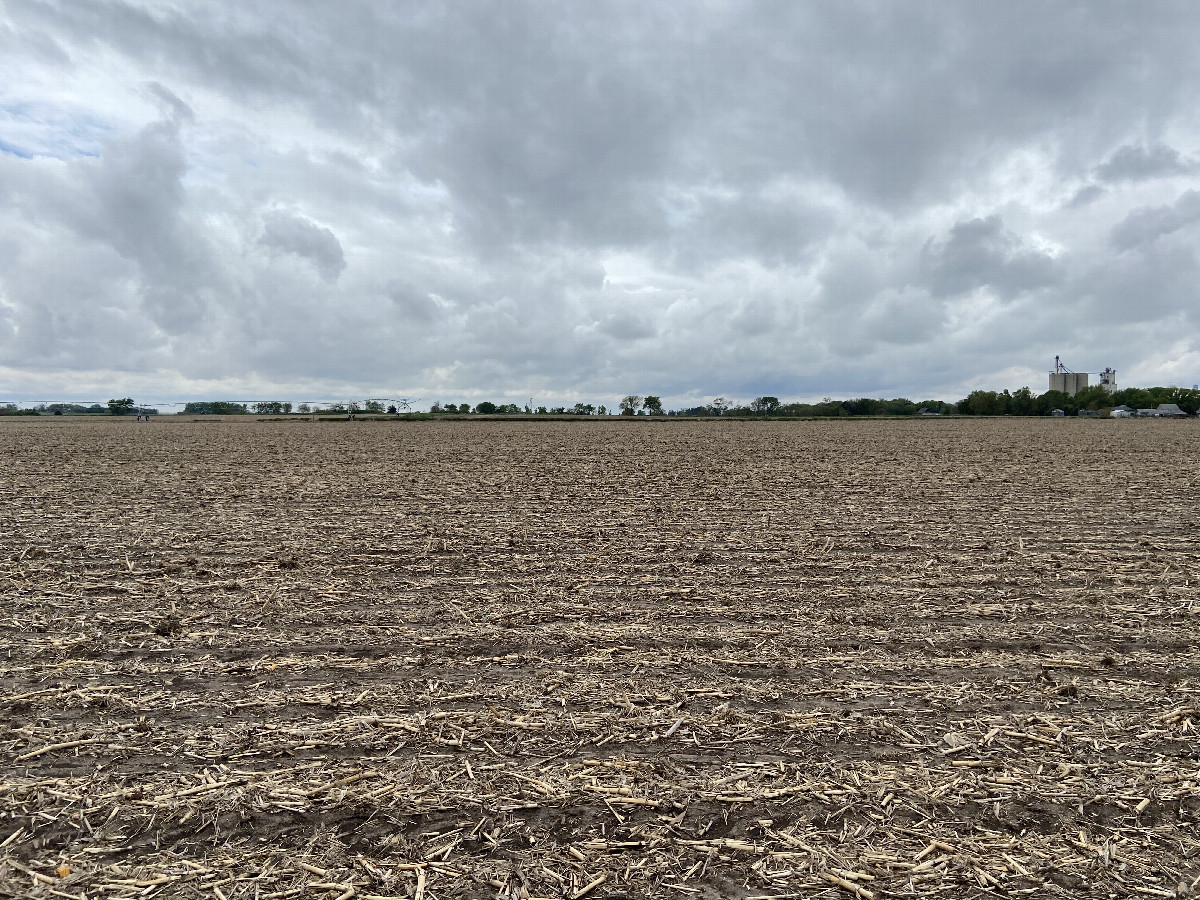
[959, 390, 1013, 416]
[881, 398, 918, 416]
[1071, 385, 1112, 412]
[364, 400, 384, 413]
[253, 401, 292, 414]
[1009, 387, 1036, 416]
[915, 400, 955, 415]
[1034, 390, 1073, 416]
[474, 401, 497, 414]
[749, 396, 781, 415]
[597, 404, 607, 416]
[619, 395, 641, 415]
[643, 396, 663, 415]
[709, 397, 731, 416]
[1166, 387, 1200, 414]
[1110, 387, 1151, 410]
[107, 398, 135, 416]
[0, 405, 38, 416]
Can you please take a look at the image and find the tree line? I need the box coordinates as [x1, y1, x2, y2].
[957, 385, 1200, 416]
[5, 385, 1196, 418]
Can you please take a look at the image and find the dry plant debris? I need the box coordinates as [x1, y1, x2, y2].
[1, 416, 1197, 899]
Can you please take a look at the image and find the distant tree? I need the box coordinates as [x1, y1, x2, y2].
[915, 400, 955, 415]
[880, 398, 918, 416]
[1112, 387, 1152, 410]
[204, 402, 250, 414]
[1166, 387, 1200, 415]
[1106, 385, 1200, 414]
[364, 400, 384, 413]
[474, 401, 497, 414]
[1009, 387, 1036, 416]
[550, 406, 566, 414]
[709, 397, 731, 416]
[107, 398, 135, 416]
[537, 406, 548, 414]
[749, 396, 780, 415]
[642, 396, 663, 415]
[297, 403, 311, 414]
[958, 390, 1013, 416]
[571, 402, 596, 415]
[1068, 385, 1110, 412]
[812, 399, 846, 417]
[619, 395, 641, 415]
[497, 403, 521, 414]
[253, 401, 291, 414]
[1034, 390, 1073, 416]
[597, 404, 607, 416]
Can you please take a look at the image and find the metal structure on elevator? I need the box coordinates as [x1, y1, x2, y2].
[1048, 356, 1116, 397]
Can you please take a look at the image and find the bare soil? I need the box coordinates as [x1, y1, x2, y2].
[1, 416, 1197, 899]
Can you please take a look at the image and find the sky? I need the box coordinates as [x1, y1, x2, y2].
[2, 1, 1200, 410]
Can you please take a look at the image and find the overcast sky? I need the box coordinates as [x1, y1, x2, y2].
[3, 1, 1200, 409]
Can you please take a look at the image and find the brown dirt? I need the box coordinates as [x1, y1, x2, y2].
[1, 416, 1197, 899]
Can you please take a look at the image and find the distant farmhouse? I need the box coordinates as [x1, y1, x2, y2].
[1127, 404, 1189, 418]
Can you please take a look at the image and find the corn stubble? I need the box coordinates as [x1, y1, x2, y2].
[1, 416, 1197, 899]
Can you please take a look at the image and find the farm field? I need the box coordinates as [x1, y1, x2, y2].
[1, 416, 1198, 900]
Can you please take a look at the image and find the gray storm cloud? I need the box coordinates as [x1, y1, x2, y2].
[1096, 143, 1194, 184]
[260, 211, 346, 283]
[919, 217, 1062, 299]
[2, 1, 1200, 404]
[1110, 191, 1200, 252]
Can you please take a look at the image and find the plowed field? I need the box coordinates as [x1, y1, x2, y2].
[1, 417, 1198, 899]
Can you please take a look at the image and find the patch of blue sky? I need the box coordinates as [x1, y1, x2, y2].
[0, 138, 32, 158]
[0, 102, 111, 160]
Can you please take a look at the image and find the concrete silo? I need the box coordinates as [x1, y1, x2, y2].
[1048, 356, 1089, 396]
